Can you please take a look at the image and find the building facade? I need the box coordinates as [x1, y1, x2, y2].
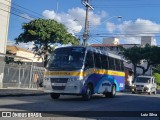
[0, 0, 11, 88]
[0, 0, 11, 54]
[6, 45, 43, 63]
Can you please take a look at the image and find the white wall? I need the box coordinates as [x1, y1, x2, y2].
[0, 0, 11, 88]
[141, 36, 157, 46]
[16, 51, 43, 62]
[0, 0, 11, 54]
[103, 37, 119, 44]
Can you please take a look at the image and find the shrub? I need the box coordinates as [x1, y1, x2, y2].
[153, 73, 160, 86]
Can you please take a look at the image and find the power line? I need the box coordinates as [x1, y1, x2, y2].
[88, 36, 102, 44]
[0, 8, 33, 21]
[0, 2, 41, 19]
[93, 4, 160, 8]
[4, 0, 43, 18]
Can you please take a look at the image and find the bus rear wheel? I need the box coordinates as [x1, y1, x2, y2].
[50, 93, 60, 99]
[105, 85, 116, 98]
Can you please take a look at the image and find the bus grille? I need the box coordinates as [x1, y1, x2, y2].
[51, 78, 68, 83]
[136, 85, 144, 87]
[52, 86, 65, 90]
[51, 78, 68, 90]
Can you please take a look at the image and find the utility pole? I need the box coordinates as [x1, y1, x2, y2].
[82, 0, 93, 46]
[56, 0, 59, 13]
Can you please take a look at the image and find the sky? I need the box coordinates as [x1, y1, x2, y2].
[6, 0, 160, 48]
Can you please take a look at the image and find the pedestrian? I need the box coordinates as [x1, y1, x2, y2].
[34, 73, 39, 88]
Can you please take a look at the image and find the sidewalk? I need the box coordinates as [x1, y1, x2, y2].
[0, 88, 47, 97]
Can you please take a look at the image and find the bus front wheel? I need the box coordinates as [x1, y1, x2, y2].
[82, 85, 93, 100]
[50, 93, 60, 99]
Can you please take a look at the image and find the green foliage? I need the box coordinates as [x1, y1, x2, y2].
[122, 46, 142, 65]
[153, 64, 160, 74]
[153, 73, 160, 86]
[120, 44, 160, 75]
[120, 46, 142, 76]
[15, 19, 79, 66]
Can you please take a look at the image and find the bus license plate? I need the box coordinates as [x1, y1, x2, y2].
[52, 83, 66, 86]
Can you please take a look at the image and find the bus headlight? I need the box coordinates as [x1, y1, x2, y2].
[68, 77, 77, 82]
[145, 85, 149, 88]
[44, 77, 50, 81]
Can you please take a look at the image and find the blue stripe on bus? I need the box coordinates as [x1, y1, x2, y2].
[81, 74, 125, 94]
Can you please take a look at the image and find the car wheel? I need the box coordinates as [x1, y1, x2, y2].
[50, 93, 60, 99]
[148, 91, 152, 95]
[132, 91, 136, 94]
[153, 89, 157, 95]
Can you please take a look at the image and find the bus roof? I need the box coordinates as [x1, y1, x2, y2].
[55, 46, 123, 60]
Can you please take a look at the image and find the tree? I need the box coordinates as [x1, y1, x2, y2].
[153, 64, 160, 74]
[120, 46, 143, 77]
[120, 44, 160, 76]
[153, 73, 160, 86]
[141, 45, 160, 74]
[15, 19, 79, 66]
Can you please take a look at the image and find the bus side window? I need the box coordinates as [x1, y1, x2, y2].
[108, 57, 115, 70]
[115, 59, 120, 71]
[101, 55, 108, 70]
[120, 61, 124, 71]
[94, 53, 102, 69]
[85, 51, 94, 69]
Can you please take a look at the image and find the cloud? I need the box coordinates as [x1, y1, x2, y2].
[20, 14, 34, 20]
[118, 19, 160, 36]
[42, 10, 61, 22]
[106, 22, 116, 33]
[7, 39, 16, 45]
[7, 39, 34, 51]
[107, 19, 160, 44]
[42, 7, 106, 35]
[17, 42, 34, 50]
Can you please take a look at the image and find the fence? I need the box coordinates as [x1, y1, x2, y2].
[1, 63, 45, 89]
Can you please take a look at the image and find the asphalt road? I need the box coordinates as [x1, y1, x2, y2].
[0, 92, 160, 120]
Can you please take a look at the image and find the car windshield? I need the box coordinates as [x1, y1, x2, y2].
[46, 47, 86, 71]
[135, 77, 150, 83]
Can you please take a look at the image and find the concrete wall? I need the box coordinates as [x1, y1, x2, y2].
[141, 36, 157, 46]
[103, 37, 119, 45]
[0, 0, 11, 54]
[0, 0, 11, 88]
[16, 51, 43, 62]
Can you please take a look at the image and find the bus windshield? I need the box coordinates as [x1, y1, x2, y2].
[47, 47, 86, 71]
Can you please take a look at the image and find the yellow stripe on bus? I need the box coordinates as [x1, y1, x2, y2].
[44, 69, 125, 77]
[44, 71, 84, 77]
[107, 70, 125, 76]
[84, 69, 125, 76]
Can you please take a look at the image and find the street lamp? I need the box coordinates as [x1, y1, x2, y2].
[90, 16, 122, 31]
[102, 16, 122, 23]
[82, 16, 122, 46]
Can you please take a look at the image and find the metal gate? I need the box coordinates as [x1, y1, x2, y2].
[1, 64, 44, 89]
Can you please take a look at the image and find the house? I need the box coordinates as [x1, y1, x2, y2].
[6, 45, 43, 64]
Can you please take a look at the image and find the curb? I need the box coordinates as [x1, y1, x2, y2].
[0, 93, 48, 97]
[0, 89, 49, 97]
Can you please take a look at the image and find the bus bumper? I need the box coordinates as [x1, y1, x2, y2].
[43, 80, 83, 94]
